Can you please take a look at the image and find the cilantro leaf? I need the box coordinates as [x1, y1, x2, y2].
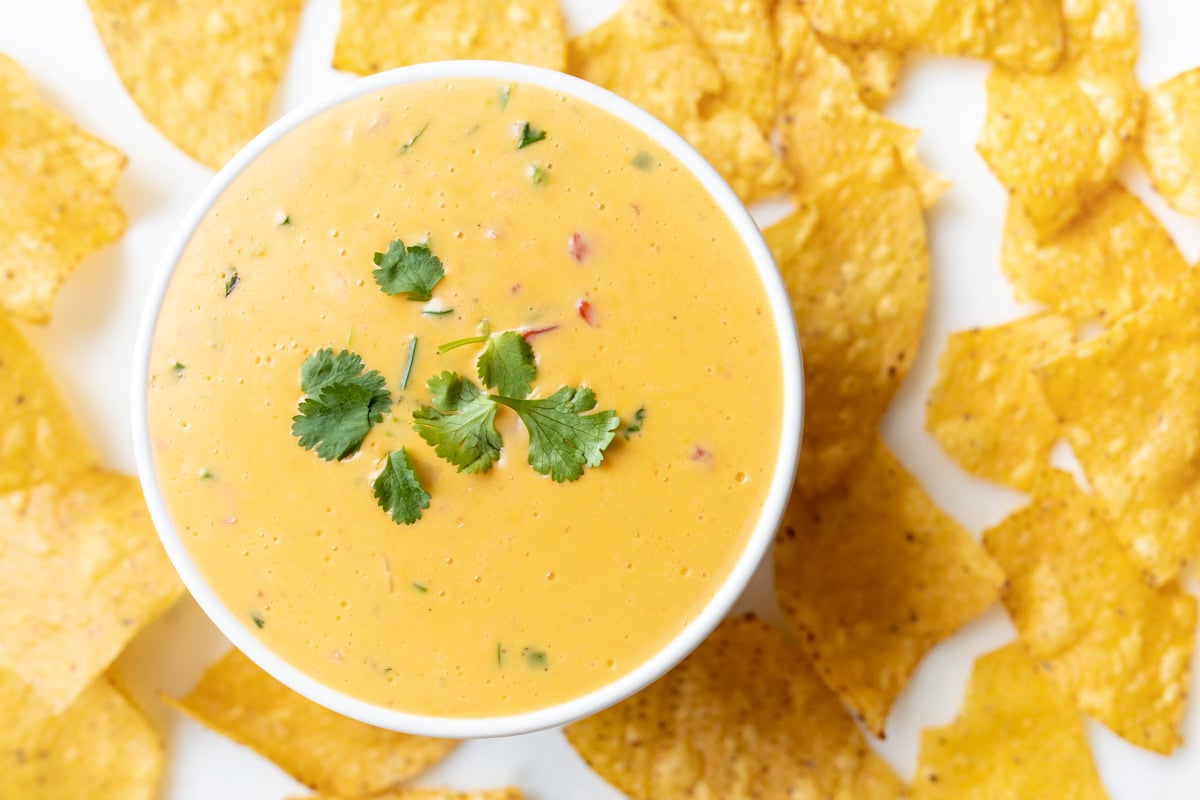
[373, 239, 444, 301]
[373, 449, 431, 525]
[413, 372, 502, 474]
[516, 122, 546, 149]
[477, 331, 536, 399]
[300, 348, 391, 421]
[224, 267, 240, 297]
[292, 382, 374, 461]
[398, 122, 428, 155]
[492, 387, 619, 482]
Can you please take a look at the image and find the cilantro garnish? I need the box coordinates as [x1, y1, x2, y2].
[437, 334, 489, 354]
[251, 612, 265, 629]
[523, 647, 548, 670]
[399, 122, 428, 155]
[224, 267, 239, 297]
[292, 349, 391, 461]
[373, 238, 445, 301]
[492, 387, 619, 482]
[528, 163, 547, 185]
[516, 122, 546, 149]
[373, 448, 431, 525]
[422, 308, 454, 316]
[624, 406, 646, 439]
[497, 85, 511, 109]
[411, 581, 428, 593]
[171, 360, 185, 376]
[400, 337, 418, 392]
[477, 331, 536, 398]
[413, 372, 503, 474]
[631, 150, 655, 171]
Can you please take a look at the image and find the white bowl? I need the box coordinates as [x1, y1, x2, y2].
[132, 60, 804, 738]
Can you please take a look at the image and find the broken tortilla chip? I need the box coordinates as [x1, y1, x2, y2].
[983, 468, 1196, 754]
[565, 614, 904, 799]
[775, 2, 946, 206]
[774, 438, 1005, 735]
[296, 790, 522, 800]
[568, 0, 721, 130]
[0, 55, 126, 324]
[1001, 185, 1191, 322]
[681, 110, 792, 203]
[1035, 283, 1200, 584]
[0, 468, 183, 712]
[816, 34, 903, 110]
[334, 0, 566, 75]
[912, 644, 1108, 800]
[0, 316, 95, 493]
[0, 671, 163, 800]
[1140, 67, 1200, 217]
[925, 314, 1074, 490]
[805, 0, 1064, 72]
[765, 156, 928, 497]
[667, 0, 777, 131]
[167, 648, 456, 795]
[87, 0, 304, 169]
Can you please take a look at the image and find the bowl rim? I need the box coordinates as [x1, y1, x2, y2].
[131, 59, 804, 739]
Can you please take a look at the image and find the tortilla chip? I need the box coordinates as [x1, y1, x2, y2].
[297, 790, 522, 800]
[565, 615, 904, 799]
[0, 55, 126, 324]
[912, 644, 1108, 799]
[775, 438, 1005, 734]
[168, 648, 457, 795]
[1036, 284, 1200, 584]
[667, 0, 777, 131]
[817, 35, 903, 110]
[1001, 185, 1191, 322]
[0, 671, 163, 800]
[334, 0, 566, 75]
[681, 111, 792, 203]
[925, 314, 1074, 490]
[0, 469, 183, 712]
[977, 69, 1118, 239]
[775, 2, 947, 206]
[568, 0, 721, 130]
[0, 316, 95, 493]
[977, 0, 1139, 239]
[806, 0, 1063, 72]
[765, 158, 929, 497]
[1140, 67, 1200, 217]
[983, 469, 1195, 753]
[87, 0, 304, 169]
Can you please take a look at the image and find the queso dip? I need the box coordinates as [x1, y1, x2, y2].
[147, 79, 784, 718]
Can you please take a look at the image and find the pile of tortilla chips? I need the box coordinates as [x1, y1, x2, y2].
[5, 0, 1200, 796]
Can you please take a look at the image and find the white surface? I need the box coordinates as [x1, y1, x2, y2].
[130, 59, 804, 739]
[2, 0, 1199, 797]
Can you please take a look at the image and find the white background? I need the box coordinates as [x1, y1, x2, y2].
[2, 0, 1200, 796]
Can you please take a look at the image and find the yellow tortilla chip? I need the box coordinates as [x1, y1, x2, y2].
[568, 0, 721, 130]
[817, 35, 903, 110]
[1140, 67, 1200, 217]
[775, 2, 947, 206]
[806, 0, 1063, 72]
[0, 671, 163, 800]
[168, 648, 456, 795]
[977, 0, 1139, 239]
[334, 0, 566, 75]
[681, 110, 792, 203]
[0, 316, 95, 493]
[774, 438, 1005, 734]
[977, 69, 1119, 239]
[297, 790, 522, 800]
[765, 158, 929, 497]
[667, 0, 777, 131]
[983, 469, 1196, 754]
[912, 644, 1108, 799]
[0, 55, 126, 324]
[0, 468, 183, 712]
[925, 314, 1074, 490]
[565, 614, 904, 799]
[1036, 284, 1200, 584]
[87, 0, 304, 169]
[1001, 185, 1191, 322]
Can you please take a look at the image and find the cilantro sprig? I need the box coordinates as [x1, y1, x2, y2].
[516, 122, 546, 149]
[373, 238, 444, 301]
[373, 449, 430, 525]
[413, 372, 503, 474]
[291, 349, 391, 461]
[477, 331, 536, 398]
